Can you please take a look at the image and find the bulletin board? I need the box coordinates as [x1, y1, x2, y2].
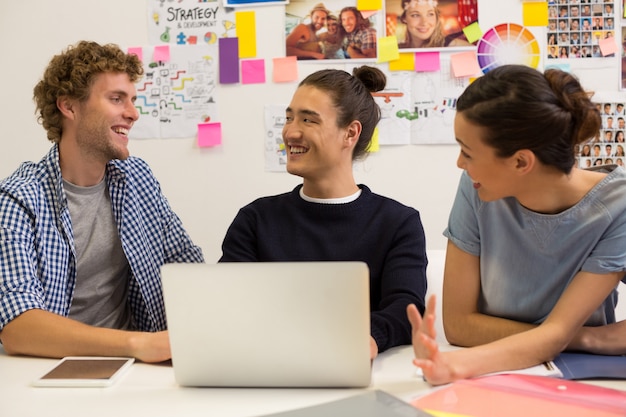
[0, 0, 624, 260]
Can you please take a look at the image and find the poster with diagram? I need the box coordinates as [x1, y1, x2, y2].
[264, 104, 288, 172]
[147, 0, 236, 45]
[374, 60, 470, 146]
[131, 44, 219, 139]
[263, 60, 470, 170]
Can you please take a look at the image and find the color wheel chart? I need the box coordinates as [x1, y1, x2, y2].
[477, 23, 540, 74]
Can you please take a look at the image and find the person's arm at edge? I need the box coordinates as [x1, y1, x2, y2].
[144, 164, 203, 264]
[411, 268, 624, 385]
[345, 45, 376, 59]
[0, 309, 170, 362]
[442, 240, 535, 347]
[218, 208, 259, 262]
[443, 239, 626, 353]
[570, 316, 626, 354]
[370, 210, 427, 354]
[286, 24, 325, 60]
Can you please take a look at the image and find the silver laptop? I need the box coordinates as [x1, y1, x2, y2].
[161, 261, 372, 388]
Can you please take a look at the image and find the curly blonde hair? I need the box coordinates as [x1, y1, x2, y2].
[33, 41, 143, 143]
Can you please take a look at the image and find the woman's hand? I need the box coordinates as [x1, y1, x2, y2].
[407, 295, 459, 385]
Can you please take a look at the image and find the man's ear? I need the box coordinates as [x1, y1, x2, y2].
[512, 149, 536, 174]
[344, 120, 362, 148]
[57, 97, 76, 120]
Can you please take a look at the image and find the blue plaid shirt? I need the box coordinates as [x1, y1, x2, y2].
[0, 145, 204, 332]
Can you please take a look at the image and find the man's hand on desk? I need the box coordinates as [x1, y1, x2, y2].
[370, 336, 378, 360]
[129, 331, 172, 363]
[569, 320, 626, 355]
[0, 309, 172, 363]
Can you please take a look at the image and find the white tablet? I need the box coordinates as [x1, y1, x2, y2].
[32, 356, 134, 387]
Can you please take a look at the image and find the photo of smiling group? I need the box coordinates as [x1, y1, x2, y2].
[285, 0, 380, 60]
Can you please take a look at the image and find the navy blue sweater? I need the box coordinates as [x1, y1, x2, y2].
[219, 184, 428, 352]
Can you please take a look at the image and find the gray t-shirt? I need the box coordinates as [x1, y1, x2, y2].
[444, 167, 626, 326]
[64, 179, 132, 330]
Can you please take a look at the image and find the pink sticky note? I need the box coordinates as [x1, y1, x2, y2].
[414, 51, 440, 72]
[153, 45, 170, 62]
[599, 36, 617, 56]
[450, 51, 481, 77]
[241, 59, 266, 84]
[272, 56, 298, 83]
[197, 122, 222, 147]
[127, 47, 143, 62]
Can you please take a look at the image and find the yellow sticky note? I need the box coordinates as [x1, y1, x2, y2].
[462, 22, 482, 44]
[523, 1, 548, 27]
[367, 127, 380, 153]
[357, 0, 382, 11]
[236, 11, 256, 58]
[389, 53, 415, 71]
[377, 36, 399, 63]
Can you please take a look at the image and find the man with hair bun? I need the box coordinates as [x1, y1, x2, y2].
[220, 66, 428, 360]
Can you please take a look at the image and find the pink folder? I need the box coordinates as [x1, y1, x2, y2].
[412, 374, 626, 417]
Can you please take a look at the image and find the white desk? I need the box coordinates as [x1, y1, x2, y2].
[1, 345, 625, 417]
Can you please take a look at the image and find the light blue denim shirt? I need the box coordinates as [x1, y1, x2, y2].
[444, 167, 626, 326]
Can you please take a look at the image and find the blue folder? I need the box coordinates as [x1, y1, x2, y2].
[554, 352, 626, 380]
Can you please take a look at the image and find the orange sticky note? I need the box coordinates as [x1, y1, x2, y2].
[389, 52, 415, 71]
[599, 36, 618, 56]
[450, 51, 481, 78]
[153, 45, 170, 62]
[197, 122, 222, 147]
[236, 11, 256, 58]
[272, 56, 298, 83]
[523, 2, 548, 26]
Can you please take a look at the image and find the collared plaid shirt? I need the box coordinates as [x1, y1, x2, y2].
[344, 27, 377, 55]
[0, 145, 204, 332]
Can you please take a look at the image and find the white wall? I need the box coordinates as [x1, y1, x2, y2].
[0, 0, 620, 263]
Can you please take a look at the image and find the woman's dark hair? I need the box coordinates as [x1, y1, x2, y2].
[298, 65, 386, 160]
[456, 64, 601, 174]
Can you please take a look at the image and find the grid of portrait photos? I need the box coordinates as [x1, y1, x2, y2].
[576, 101, 626, 168]
[547, 0, 617, 59]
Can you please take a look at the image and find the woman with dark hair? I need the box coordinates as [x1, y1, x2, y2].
[338, 7, 377, 58]
[220, 66, 428, 360]
[407, 65, 626, 385]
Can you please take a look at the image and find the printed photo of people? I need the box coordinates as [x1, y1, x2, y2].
[576, 100, 626, 168]
[384, 0, 477, 50]
[285, 0, 380, 60]
[547, 0, 615, 60]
